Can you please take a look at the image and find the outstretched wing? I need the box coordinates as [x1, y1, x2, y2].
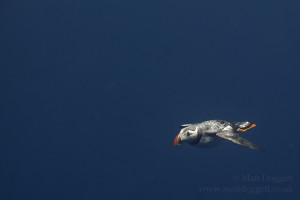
[180, 124, 192, 128]
[216, 130, 264, 151]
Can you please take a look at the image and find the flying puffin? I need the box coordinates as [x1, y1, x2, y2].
[173, 120, 264, 151]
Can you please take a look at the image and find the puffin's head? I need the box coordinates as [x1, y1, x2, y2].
[173, 125, 198, 146]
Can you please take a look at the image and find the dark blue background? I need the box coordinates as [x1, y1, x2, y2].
[1, 0, 299, 199]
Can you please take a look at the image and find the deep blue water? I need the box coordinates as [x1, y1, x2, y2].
[1, 0, 299, 199]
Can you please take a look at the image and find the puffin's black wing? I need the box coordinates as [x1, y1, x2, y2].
[216, 130, 264, 152]
[180, 124, 192, 128]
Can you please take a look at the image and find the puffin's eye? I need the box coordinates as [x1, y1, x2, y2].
[186, 132, 190, 136]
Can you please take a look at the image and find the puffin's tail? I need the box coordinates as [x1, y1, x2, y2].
[232, 121, 256, 132]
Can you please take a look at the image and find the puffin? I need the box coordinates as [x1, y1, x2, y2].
[173, 120, 264, 151]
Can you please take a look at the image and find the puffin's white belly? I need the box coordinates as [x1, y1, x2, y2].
[194, 135, 224, 148]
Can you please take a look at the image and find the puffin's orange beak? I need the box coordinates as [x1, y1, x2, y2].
[173, 134, 181, 146]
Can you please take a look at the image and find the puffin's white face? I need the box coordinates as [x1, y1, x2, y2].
[173, 127, 198, 146]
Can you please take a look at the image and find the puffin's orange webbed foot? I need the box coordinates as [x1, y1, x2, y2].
[237, 124, 256, 132]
